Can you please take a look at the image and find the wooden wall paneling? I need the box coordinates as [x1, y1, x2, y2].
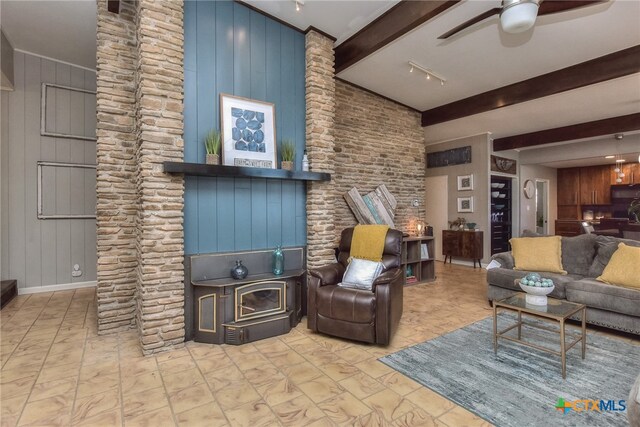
[24, 54, 43, 287]
[250, 12, 267, 100]
[295, 181, 306, 245]
[234, 179, 253, 250]
[8, 52, 26, 287]
[0, 87, 9, 279]
[55, 62, 72, 284]
[280, 26, 296, 160]
[251, 178, 267, 249]
[233, 4, 251, 99]
[216, 177, 235, 252]
[69, 67, 86, 283]
[83, 68, 97, 282]
[267, 180, 282, 248]
[213, 2, 235, 253]
[184, 178, 198, 255]
[40, 58, 58, 286]
[281, 181, 296, 246]
[183, 1, 306, 255]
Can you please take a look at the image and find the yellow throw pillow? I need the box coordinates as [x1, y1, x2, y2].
[597, 243, 640, 289]
[510, 236, 567, 274]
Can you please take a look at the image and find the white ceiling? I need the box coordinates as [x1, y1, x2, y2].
[0, 0, 97, 69]
[242, 0, 397, 45]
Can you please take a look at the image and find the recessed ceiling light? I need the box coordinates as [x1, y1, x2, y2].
[616, 159, 626, 163]
[605, 155, 615, 159]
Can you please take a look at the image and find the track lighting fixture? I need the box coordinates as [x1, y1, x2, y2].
[408, 61, 446, 86]
[294, 0, 304, 12]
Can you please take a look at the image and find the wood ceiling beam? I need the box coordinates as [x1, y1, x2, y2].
[334, 0, 460, 74]
[107, 0, 120, 14]
[492, 113, 640, 151]
[422, 45, 640, 127]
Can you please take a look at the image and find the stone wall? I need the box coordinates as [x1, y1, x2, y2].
[334, 81, 425, 236]
[135, 0, 185, 354]
[96, 0, 138, 334]
[305, 31, 336, 269]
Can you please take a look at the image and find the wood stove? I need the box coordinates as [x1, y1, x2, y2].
[185, 247, 306, 345]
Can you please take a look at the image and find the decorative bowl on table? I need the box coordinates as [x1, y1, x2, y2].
[466, 222, 477, 230]
[518, 273, 555, 306]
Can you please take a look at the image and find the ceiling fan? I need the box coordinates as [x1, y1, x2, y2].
[438, 0, 605, 40]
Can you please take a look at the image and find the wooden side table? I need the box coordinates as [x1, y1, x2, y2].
[442, 230, 483, 268]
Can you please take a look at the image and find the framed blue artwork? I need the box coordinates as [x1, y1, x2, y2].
[220, 94, 277, 168]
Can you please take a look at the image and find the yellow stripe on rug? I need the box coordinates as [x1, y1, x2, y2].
[350, 224, 390, 262]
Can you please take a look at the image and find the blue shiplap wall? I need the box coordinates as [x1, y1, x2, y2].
[184, 1, 306, 255]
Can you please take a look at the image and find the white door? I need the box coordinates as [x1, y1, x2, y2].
[535, 179, 549, 235]
[425, 176, 448, 261]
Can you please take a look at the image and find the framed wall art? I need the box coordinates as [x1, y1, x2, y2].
[457, 196, 474, 213]
[220, 94, 276, 168]
[457, 174, 474, 191]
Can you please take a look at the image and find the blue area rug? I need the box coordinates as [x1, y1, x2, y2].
[380, 315, 640, 427]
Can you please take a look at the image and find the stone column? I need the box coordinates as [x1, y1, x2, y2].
[96, 0, 138, 334]
[135, 0, 185, 354]
[305, 31, 336, 269]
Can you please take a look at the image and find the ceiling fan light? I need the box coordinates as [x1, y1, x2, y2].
[500, 1, 539, 34]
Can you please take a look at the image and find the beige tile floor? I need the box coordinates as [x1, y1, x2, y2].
[0, 262, 536, 426]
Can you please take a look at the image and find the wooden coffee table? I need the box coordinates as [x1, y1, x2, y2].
[492, 293, 586, 379]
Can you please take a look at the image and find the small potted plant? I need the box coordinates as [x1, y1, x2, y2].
[281, 140, 295, 171]
[204, 129, 221, 165]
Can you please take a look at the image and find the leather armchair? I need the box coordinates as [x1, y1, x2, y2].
[307, 227, 404, 345]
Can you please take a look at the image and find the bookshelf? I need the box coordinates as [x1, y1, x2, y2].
[401, 236, 436, 285]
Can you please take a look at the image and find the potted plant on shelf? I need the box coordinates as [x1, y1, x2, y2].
[204, 129, 221, 165]
[281, 140, 295, 171]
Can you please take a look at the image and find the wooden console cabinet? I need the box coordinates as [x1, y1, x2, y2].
[442, 230, 483, 268]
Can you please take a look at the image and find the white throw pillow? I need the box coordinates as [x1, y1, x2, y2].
[338, 258, 384, 291]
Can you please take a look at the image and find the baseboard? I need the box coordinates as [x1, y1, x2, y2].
[447, 259, 487, 269]
[18, 281, 97, 295]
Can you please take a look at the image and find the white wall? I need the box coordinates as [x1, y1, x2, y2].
[0, 51, 96, 290]
[425, 133, 492, 263]
[519, 164, 558, 235]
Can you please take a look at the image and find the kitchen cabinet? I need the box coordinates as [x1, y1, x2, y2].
[580, 165, 610, 205]
[611, 163, 640, 185]
[557, 168, 580, 205]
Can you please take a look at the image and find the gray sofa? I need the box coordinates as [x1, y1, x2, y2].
[487, 234, 640, 335]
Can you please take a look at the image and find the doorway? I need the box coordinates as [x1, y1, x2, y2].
[425, 176, 448, 261]
[535, 180, 549, 235]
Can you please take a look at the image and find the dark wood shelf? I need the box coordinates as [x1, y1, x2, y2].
[163, 162, 331, 182]
[192, 269, 305, 288]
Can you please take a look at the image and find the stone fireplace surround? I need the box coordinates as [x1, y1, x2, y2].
[96, 0, 337, 354]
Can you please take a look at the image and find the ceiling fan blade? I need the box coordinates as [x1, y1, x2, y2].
[538, 0, 606, 16]
[438, 7, 501, 39]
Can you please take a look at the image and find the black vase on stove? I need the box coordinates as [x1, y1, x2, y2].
[230, 260, 248, 280]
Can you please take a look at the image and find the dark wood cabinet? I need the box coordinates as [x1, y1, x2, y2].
[442, 230, 483, 268]
[555, 220, 582, 237]
[557, 168, 580, 206]
[580, 165, 611, 205]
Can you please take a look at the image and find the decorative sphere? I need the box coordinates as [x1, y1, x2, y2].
[525, 273, 541, 282]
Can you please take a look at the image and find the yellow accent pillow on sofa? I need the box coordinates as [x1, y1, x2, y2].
[597, 243, 640, 289]
[510, 236, 567, 274]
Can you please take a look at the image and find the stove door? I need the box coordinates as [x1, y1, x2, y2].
[235, 281, 286, 322]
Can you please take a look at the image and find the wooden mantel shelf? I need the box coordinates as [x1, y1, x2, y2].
[163, 162, 331, 182]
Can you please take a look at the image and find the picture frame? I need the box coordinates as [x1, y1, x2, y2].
[457, 174, 474, 191]
[220, 94, 276, 168]
[457, 196, 474, 213]
[420, 243, 429, 260]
